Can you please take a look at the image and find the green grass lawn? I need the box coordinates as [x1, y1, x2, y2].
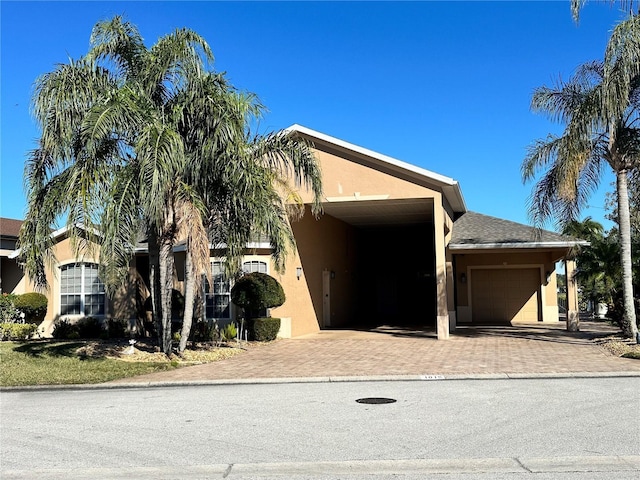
[0, 341, 177, 387]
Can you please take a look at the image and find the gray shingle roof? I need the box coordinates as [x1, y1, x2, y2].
[449, 212, 585, 249]
[0, 218, 23, 238]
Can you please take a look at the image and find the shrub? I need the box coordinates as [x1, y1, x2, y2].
[191, 321, 216, 342]
[14, 293, 48, 324]
[76, 317, 105, 338]
[249, 317, 281, 342]
[0, 294, 21, 322]
[108, 318, 127, 338]
[0, 322, 38, 341]
[221, 322, 237, 342]
[231, 273, 285, 318]
[52, 319, 79, 339]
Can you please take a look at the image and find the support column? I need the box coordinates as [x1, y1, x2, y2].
[446, 252, 456, 332]
[434, 204, 449, 339]
[566, 258, 579, 332]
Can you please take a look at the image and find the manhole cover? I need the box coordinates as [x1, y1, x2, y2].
[355, 397, 397, 404]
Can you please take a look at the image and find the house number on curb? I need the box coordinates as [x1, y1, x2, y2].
[421, 375, 445, 380]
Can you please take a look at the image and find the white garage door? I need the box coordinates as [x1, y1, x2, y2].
[471, 268, 540, 323]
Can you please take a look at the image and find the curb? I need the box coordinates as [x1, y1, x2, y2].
[3, 370, 640, 392]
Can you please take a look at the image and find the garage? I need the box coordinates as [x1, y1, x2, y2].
[471, 268, 541, 323]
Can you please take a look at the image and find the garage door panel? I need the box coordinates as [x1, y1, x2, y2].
[471, 268, 540, 324]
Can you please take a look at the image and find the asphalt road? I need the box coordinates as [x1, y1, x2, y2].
[2, 377, 639, 479]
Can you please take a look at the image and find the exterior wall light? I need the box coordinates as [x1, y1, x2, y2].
[460, 273, 467, 284]
[296, 267, 303, 280]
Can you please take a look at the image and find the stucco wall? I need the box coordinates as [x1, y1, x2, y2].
[297, 148, 443, 203]
[272, 207, 358, 336]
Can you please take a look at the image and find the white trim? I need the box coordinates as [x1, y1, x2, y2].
[242, 256, 269, 274]
[57, 261, 107, 318]
[448, 241, 588, 250]
[325, 194, 390, 202]
[285, 124, 467, 212]
[245, 241, 272, 249]
[9, 223, 103, 259]
[133, 241, 274, 255]
[204, 259, 233, 321]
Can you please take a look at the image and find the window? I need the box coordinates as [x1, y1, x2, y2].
[204, 262, 230, 319]
[60, 263, 105, 316]
[242, 260, 267, 274]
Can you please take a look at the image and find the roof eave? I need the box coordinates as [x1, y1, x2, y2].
[448, 240, 589, 251]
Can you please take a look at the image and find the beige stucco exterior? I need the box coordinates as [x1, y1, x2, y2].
[452, 249, 564, 325]
[2, 126, 580, 340]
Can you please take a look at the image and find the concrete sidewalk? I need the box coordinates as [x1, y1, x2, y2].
[107, 319, 640, 386]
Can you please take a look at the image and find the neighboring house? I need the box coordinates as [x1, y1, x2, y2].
[0, 218, 25, 296]
[0, 125, 585, 339]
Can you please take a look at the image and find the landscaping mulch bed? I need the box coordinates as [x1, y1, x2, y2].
[75, 339, 252, 364]
[594, 335, 640, 359]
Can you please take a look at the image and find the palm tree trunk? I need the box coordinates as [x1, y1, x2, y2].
[616, 169, 639, 342]
[148, 230, 163, 346]
[158, 236, 175, 356]
[179, 246, 195, 353]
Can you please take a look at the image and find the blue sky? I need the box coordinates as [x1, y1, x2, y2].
[0, 1, 630, 230]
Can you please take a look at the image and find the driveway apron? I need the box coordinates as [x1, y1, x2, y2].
[108, 320, 640, 384]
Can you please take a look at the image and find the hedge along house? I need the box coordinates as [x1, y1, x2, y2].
[1, 125, 586, 339]
[268, 126, 586, 338]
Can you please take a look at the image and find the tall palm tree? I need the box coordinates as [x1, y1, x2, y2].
[571, 0, 639, 22]
[522, 15, 640, 342]
[20, 17, 323, 355]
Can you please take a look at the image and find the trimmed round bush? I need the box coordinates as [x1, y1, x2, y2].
[249, 317, 281, 342]
[14, 293, 48, 324]
[231, 273, 285, 317]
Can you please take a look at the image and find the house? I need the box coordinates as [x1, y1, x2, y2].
[0, 125, 585, 338]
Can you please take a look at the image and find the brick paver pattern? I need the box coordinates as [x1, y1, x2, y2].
[110, 320, 640, 384]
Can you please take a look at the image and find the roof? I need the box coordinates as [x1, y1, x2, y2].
[0, 218, 23, 238]
[448, 212, 588, 250]
[8, 223, 102, 259]
[285, 124, 467, 213]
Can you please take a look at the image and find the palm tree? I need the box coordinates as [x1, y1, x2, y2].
[522, 15, 640, 342]
[571, 0, 639, 22]
[20, 17, 323, 355]
[563, 219, 619, 310]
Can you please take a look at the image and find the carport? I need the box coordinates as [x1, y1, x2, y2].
[318, 198, 436, 329]
[277, 126, 465, 340]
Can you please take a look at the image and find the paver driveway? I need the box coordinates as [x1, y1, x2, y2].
[109, 319, 640, 385]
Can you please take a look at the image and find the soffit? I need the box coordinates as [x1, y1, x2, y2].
[322, 198, 434, 227]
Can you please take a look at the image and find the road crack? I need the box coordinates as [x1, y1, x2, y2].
[514, 457, 532, 473]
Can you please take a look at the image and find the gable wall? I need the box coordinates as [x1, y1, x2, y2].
[298, 147, 443, 203]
